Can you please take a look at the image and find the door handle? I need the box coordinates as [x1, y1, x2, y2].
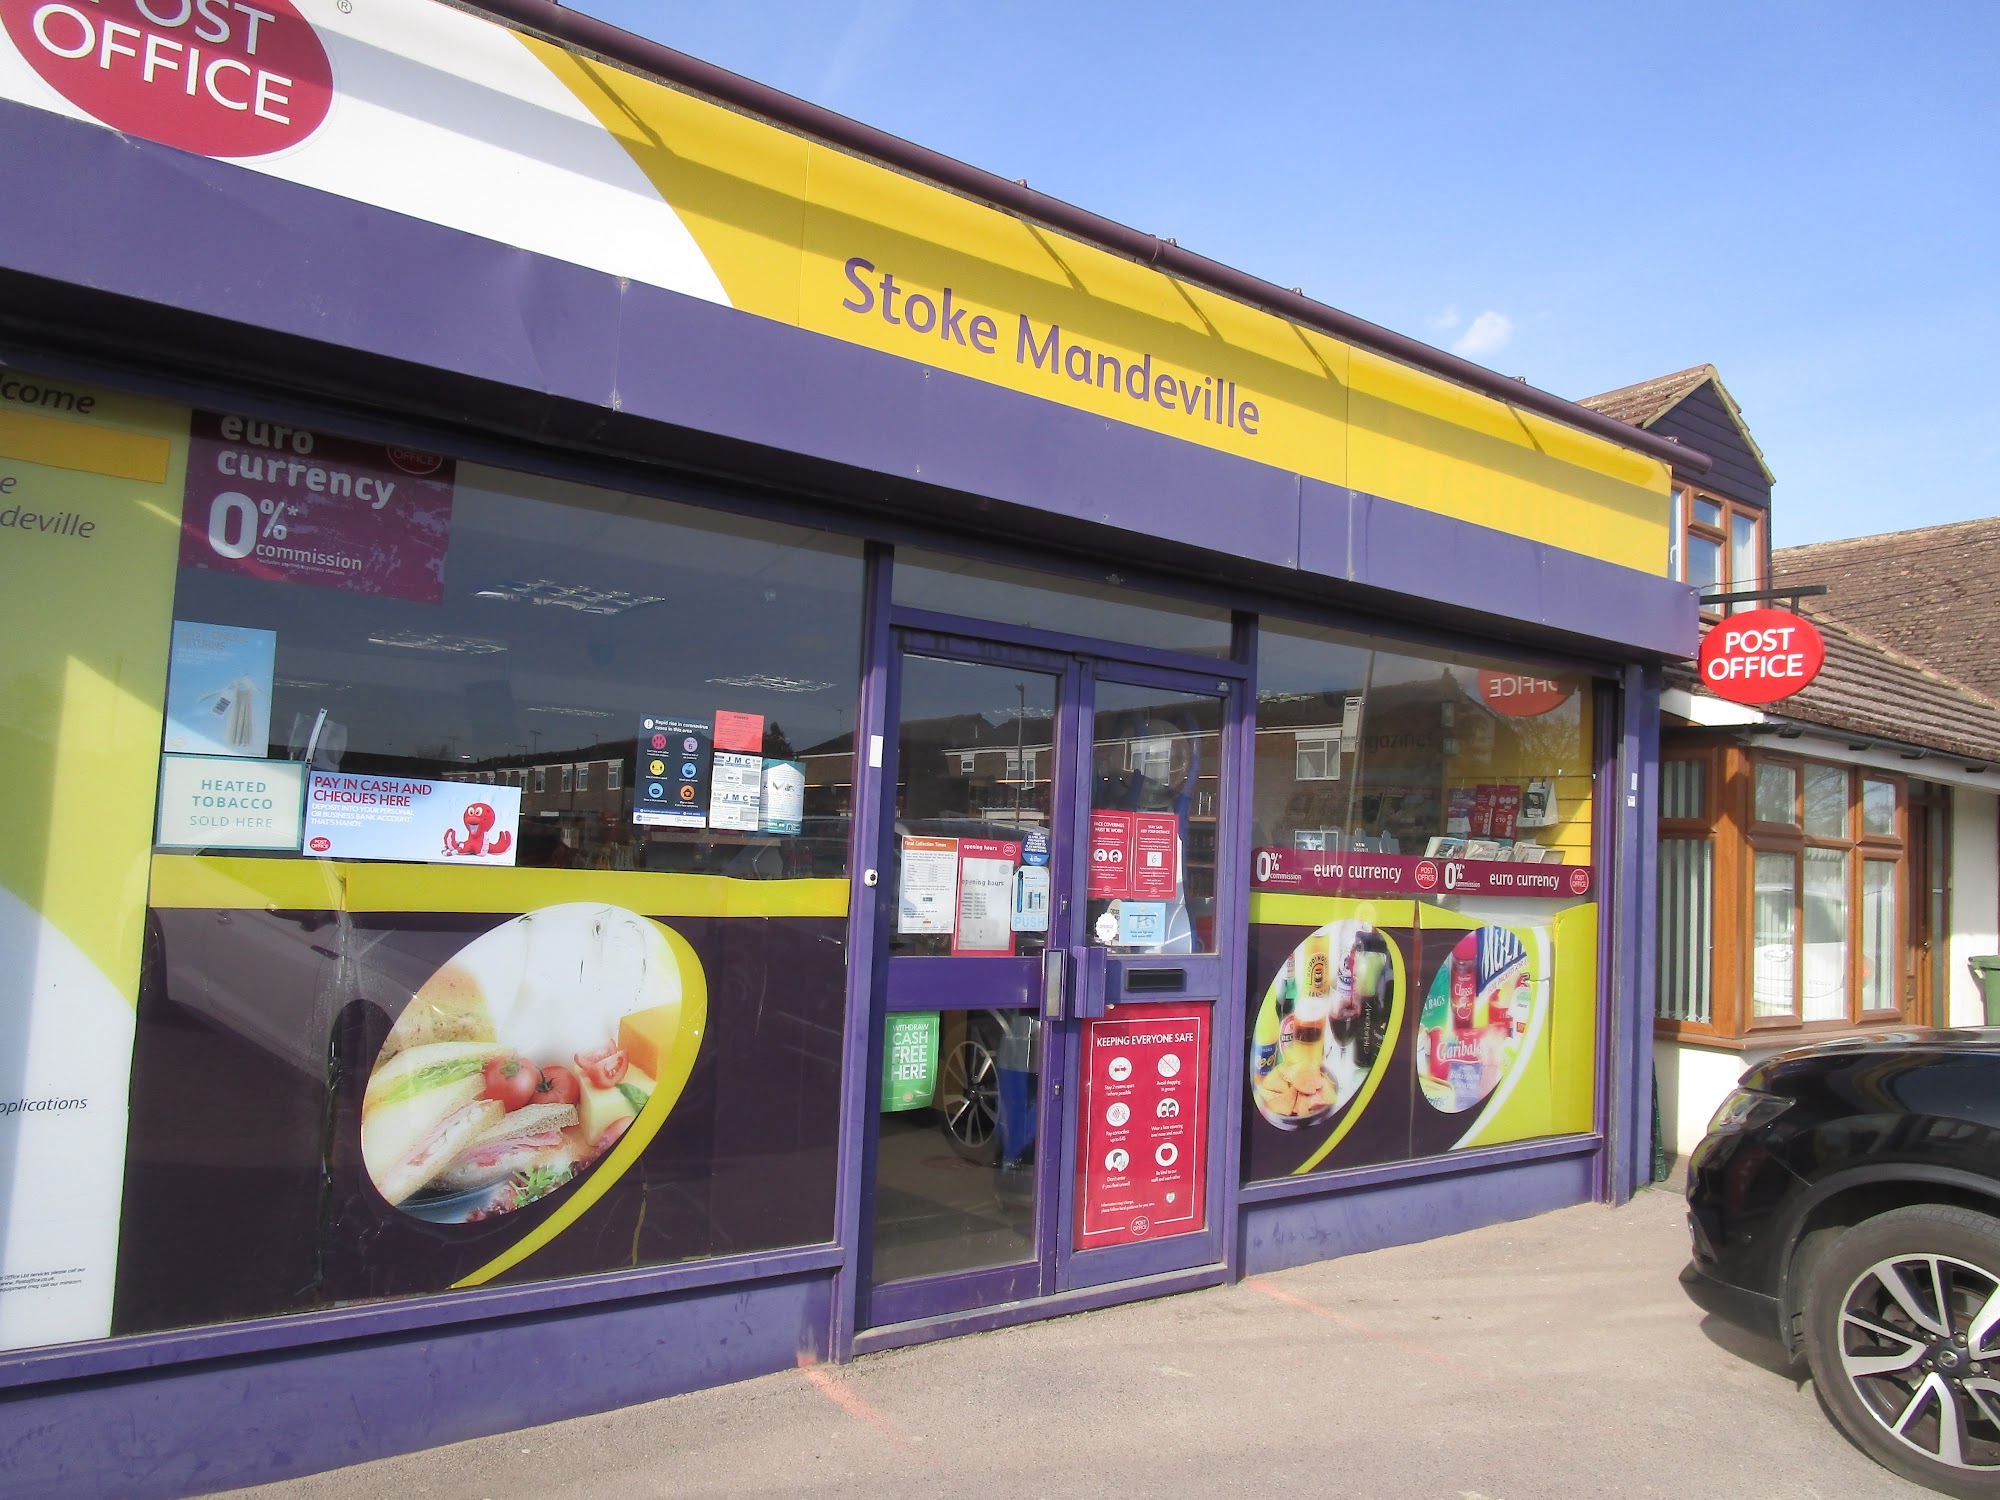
[1042, 948, 1066, 1020]
[1074, 944, 1108, 1020]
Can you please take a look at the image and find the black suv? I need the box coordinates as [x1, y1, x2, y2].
[1685, 1029, 2000, 1498]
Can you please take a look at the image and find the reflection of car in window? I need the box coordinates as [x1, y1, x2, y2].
[930, 1010, 1038, 1211]
[153, 907, 428, 1079]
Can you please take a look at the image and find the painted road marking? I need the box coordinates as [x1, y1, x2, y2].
[798, 1359, 915, 1451]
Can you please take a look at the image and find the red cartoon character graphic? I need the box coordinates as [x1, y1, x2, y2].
[444, 802, 512, 858]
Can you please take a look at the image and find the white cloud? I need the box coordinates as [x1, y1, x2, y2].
[1452, 310, 1514, 359]
[1428, 305, 1461, 331]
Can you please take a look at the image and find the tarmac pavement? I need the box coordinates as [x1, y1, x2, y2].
[223, 1181, 1933, 1500]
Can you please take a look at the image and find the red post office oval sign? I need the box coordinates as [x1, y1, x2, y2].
[3, 0, 332, 158]
[1698, 608, 1826, 704]
[1476, 671, 1573, 717]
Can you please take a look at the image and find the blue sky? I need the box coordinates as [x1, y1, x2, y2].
[570, 2, 1996, 549]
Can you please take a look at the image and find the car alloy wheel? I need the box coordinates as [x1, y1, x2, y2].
[938, 1024, 1001, 1165]
[1804, 1205, 2000, 1498]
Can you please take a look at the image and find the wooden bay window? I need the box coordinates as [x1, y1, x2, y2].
[1657, 741, 1914, 1040]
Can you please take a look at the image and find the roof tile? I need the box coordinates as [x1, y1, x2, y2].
[1576, 365, 1715, 428]
[1774, 519, 2000, 705]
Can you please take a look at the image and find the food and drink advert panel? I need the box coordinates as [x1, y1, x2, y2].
[1243, 899, 1600, 1181]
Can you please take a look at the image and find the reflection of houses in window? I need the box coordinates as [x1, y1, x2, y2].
[1251, 657, 1596, 864]
[1292, 730, 1341, 781]
[881, 696, 1227, 832]
[1252, 679, 1454, 852]
[1127, 737, 1173, 785]
[953, 748, 1040, 781]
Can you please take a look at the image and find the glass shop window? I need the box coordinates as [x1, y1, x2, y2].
[124, 408, 870, 1346]
[1251, 622, 1594, 869]
[155, 445, 865, 878]
[1242, 617, 1599, 1186]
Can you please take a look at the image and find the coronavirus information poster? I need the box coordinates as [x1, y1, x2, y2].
[1076, 1004, 1209, 1248]
[634, 716, 711, 828]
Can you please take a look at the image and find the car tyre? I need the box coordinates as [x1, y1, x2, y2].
[1802, 1204, 2000, 1498]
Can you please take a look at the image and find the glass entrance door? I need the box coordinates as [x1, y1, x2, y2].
[865, 647, 1066, 1322]
[1058, 667, 1230, 1289]
[861, 630, 1237, 1330]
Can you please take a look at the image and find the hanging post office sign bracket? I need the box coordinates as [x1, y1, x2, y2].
[1699, 585, 1828, 609]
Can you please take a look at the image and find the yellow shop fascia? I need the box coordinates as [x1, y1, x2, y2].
[527, 39, 1669, 574]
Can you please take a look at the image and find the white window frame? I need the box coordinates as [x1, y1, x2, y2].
[1294, 733, 1341, 782]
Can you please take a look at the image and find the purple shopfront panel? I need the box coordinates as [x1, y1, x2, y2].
[1240, 1148, 1600, 1275]
[830, 545, 896, 1358]
[1216, 615, 1260, 1279]
[1301, 479, 1700, 660]
[0, 99, 1695, 661]
[884, 955, 1038, 1010]
[852, 1264, 1229, 1358]
[606, 307, 1307, 575]
[1582, 663, 1654, 1207]
[1590, 679, 1620, 1204]
[0, 1272, 833, 1500]
[1608, 664, 1664, 1202]
[1037, 655, 1091, 1294]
